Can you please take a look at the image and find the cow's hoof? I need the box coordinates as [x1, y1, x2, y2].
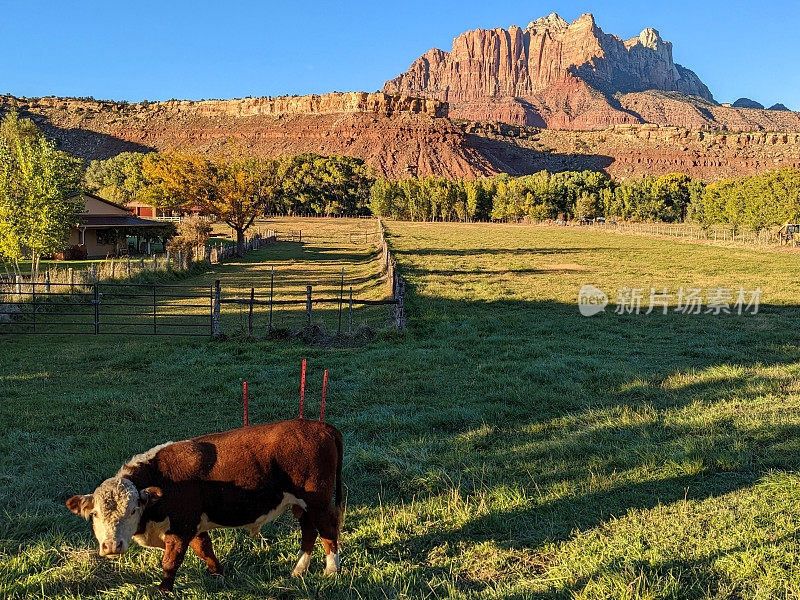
[291, 551, 311, 577]
[156, 583, 173, 595]
[324, 552, 340, 576]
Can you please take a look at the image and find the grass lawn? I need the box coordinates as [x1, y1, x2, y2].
[1, 220, 799, 599]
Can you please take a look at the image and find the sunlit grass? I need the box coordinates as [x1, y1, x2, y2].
[1, 220, 799, 598]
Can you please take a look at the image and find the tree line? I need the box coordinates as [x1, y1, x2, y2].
[369, 169, 800, 232]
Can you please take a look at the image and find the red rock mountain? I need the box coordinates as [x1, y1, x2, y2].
[383, 13, 798, 131]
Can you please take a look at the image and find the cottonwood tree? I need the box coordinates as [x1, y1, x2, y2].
[0, 112, 83, 278]
[142, 154, 280, 256]
[84, 152, 148, 204]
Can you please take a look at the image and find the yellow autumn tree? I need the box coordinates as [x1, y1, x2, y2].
[142, 153, 280, 256]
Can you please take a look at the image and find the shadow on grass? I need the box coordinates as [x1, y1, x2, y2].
[1, 287, 799, 597]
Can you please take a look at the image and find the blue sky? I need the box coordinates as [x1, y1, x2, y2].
[2, 0, 798, 109]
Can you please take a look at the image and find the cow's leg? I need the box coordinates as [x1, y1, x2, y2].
[159, 533, 190, 593]
[190, 532, 224, 577]
[312, 509, 340, 575]
[291, 512, 317, 577]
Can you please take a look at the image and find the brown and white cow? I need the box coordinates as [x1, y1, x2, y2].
[67, 419, 343, 593]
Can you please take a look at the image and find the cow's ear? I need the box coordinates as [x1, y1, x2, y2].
[66, 494, 94, 519]
[139, 486, 163, 507]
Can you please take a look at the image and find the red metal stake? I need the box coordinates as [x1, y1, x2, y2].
[243, 381, 249, 426]
[319, 370, 328, 422]
[299, 359, 306, 418]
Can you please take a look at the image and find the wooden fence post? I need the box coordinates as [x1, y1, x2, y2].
[306, 285, 312, 327]
[268, 265, 274, 333]
[44, 270, 50, 293]
[212, 280, 221, 338]
[348, 286, 353, 334]
[338, 267, 344, 334]
[15, 275, 21, 297]
[68, 268, 74, 294]
[395, 278, 406, 331]
[248, 287, 254, 335]
[153, 254, 157, 270]
[178, 250, 182, 270]
[93, 282, 99, 335]
[91, 263, 97, 282]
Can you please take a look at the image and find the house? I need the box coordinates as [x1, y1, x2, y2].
[127, 198, 204, 220]
[127, 199, 170, 219]
[65, 193, 172, 258]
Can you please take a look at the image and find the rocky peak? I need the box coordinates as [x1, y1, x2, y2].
[526, 12, 568, 31]
[636, 28, 663, 51]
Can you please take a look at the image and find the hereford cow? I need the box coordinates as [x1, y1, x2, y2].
[66, 419, 343, 593]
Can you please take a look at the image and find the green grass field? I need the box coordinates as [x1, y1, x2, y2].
[1, 219, 799, 599]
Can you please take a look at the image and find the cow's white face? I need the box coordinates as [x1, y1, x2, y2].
[67, 477, 161, 556]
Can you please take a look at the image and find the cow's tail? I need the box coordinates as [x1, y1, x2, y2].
[334, 428, 344, 533]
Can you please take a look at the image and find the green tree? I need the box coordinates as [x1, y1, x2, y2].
[0, 109, 42, 145]
[0, 128, 84, 277]
[84, 152, 148, 204]
[369, 177, 400, 218]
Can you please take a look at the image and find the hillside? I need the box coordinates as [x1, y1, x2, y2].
[4, 93, 800, 182]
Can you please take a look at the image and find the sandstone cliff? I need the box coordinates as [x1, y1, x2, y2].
[383, 13, 800, 132]
[385, 13, 711, 103]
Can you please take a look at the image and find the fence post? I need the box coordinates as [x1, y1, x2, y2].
[306, 285, 312, 327]
[140, 257, 145, 271]
[31, 281, 36, 332]
[93, 282, 99, 335]
[249, 287, 254, 335]
[395, 278, 406, 331]
[212, 280, 221, 338]
[68, 268, 74, 294]
[15, 275, 21, 299]
[338, 267, 344, 334]
[348, 286, 353, 334]
[126, 257, 131, 278]
[269, 265, 274, 333]
[153, 284, 157, 334]
[91, 263, 97, 282]
[44, 270, 50, 293]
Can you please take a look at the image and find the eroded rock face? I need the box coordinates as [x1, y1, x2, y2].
[385, 13, 712, 102]
[14, 92, 447, 120]
[383, 13, 800, 131]
[383, 12, 715, 128]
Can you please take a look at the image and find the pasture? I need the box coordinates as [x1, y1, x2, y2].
[1, 220, 799, 599]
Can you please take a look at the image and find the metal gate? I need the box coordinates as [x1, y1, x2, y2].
[0, 281, 213, 337]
